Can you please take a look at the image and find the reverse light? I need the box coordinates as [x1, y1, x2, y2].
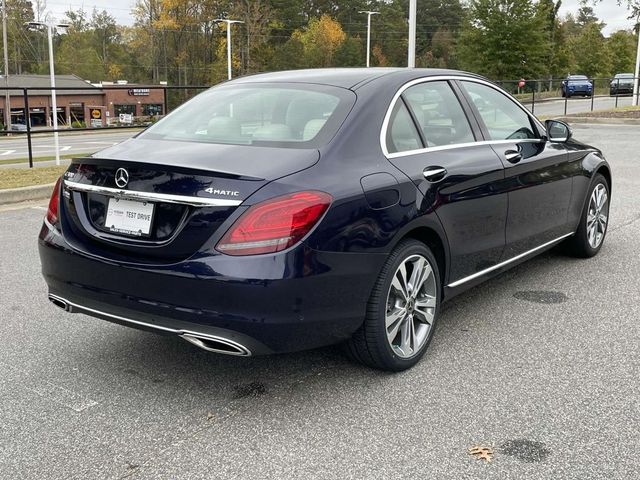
[216, 191, 332, 256]
[46, 176, 62, 227]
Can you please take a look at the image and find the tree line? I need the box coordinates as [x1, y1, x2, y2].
[1, 0, 638, 86]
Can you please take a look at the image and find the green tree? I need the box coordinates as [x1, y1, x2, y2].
[457, 0, 549, 79]
[570, 22, 610, 77]
[607, 30, 636, 74]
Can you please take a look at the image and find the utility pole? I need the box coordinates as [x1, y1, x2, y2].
[2, 0, 11, 130]
[359, 11, 379, 68]
[408, 0, 417, 68]
[26, 21, 68, 165]
[213, 19, 244, 80]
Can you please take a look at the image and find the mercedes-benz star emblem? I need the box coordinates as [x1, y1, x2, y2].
[115, 168, 129, 188]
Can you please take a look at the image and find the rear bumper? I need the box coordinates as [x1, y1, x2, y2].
[39, 222, 386, 355]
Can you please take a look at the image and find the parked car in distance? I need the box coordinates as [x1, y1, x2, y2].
[39, 68, 612, 371]
[10, 122, 27, 132]
[610, 73, 635, 96]
[561, 75, 593, 97]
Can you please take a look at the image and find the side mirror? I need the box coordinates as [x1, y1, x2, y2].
[545, 119, 572, 143]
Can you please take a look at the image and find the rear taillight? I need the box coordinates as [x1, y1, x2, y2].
[46, 176, 62, 227]
[216, 191, 332, 256]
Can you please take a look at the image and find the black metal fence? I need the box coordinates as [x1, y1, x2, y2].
[1, 77, 638, 168]
[495, 76, 639, 116]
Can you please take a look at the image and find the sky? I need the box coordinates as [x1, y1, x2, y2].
[43, 0, 635, 37]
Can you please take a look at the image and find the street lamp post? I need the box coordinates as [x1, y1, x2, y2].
[408, 0, 417, 68]
[359, 11, 379, 68]
[213, 19, 244, 80]
[2, 0, 11, 130]
[26, 21, 68, 165]
[634, 14, 640, 107]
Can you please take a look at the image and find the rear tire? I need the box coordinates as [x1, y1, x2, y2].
[346, 239, 441, 371]
[563, 173, 610, 258]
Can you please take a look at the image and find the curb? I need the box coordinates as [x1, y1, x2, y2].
[558, 116, 640, 126]
[0, 183, 54, 205]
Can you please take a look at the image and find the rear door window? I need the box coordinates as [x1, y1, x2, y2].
[386, 101, 424, 154]
[402, 81, 475, 147]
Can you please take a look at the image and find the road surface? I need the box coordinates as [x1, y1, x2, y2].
[0, 130, 139, 161]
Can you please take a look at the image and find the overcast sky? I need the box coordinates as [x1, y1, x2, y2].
[44, 0, 634, 37]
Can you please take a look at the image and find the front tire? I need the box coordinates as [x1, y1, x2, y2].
[564, 173, 610, 258]
[346, 239, 441, 371]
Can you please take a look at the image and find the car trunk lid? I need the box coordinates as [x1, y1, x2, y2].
[60, 139, 319, 264]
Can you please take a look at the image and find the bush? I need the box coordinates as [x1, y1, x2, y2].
[71, 120, 86, 128]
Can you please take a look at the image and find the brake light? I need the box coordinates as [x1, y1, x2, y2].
[46, 176, 62, 226]
[216, 191, 332, 256]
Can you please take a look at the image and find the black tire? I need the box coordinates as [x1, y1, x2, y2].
[345, 239, 441, 371]
[563, 173, 610, 258]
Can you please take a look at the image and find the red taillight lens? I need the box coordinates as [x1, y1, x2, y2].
[216, 191, 332, 256]
[46, 176, 62, 226]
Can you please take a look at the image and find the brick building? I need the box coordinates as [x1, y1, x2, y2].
[0, 74, 165, 128]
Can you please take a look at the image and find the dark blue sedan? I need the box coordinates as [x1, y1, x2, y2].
[40, 68, 611, 371]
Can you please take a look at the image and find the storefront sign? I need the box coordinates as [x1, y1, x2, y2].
[119, 113, 133, 124]
[128, 88, 150, 96]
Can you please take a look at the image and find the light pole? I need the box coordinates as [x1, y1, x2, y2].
[213, 19, 244, 80]
[408, 0, 417, 68]
[634, 13, 640, 106]
[359, 11, 379, 68]
[2, 0, 11, 130]
[27, 21, 68, 165]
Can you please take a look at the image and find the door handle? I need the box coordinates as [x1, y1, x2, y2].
[423, 166, 447, 182]
[504, 149, 522, 164]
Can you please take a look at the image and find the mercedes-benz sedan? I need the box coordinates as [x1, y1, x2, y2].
[39, 68, 611, 371]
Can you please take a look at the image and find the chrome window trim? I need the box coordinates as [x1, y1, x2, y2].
[64, 180, 243, 207]
[446, 232, 573, 288]
[380, 75, 546, 158]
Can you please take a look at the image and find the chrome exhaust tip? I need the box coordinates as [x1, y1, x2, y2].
[48, 294, 71, 312]
[181, 333, 251, 356]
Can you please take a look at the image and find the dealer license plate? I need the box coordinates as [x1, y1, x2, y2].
[105, 198, 155, 237]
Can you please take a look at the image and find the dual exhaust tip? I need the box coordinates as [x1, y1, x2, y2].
[48, 294, 251, 356]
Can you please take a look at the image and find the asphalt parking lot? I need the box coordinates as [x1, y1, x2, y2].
[0, 123, 638, 479]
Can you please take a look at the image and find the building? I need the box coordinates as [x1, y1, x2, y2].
[0, 74, 165, 128]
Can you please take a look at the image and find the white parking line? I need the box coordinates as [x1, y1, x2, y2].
[0, 149, 16, 155]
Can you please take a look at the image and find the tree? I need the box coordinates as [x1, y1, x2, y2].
[607, 30, 636, 74]
[457, 0, 549, 79]
[292, 14, 346, 67]
[570, 22, 610, 77]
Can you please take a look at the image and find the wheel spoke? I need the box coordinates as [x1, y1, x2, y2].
[386, 307, 406, 329]
[414, 263, 433, 296]
[391, 263, 409, 300]
[413, 306, 434, 325]
[399, 318, 412, 356]
[408, 257, 426, 296]
[386, 313, 404, 344]
[588, 223, 597, 247]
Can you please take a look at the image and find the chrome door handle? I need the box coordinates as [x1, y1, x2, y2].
[504, 150, 522, 164]
[423, 167, 447, 182]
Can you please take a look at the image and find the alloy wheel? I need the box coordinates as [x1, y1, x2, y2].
[385, 254, 437, 358]
[587, 183, 608, 249]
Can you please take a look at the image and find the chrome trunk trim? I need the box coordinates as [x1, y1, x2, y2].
[63, 180, 243, 207]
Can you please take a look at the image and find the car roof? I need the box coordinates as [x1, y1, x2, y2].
[227, 68, 484, 90]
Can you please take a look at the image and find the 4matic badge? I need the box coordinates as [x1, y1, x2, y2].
[204, 187, 240, 197]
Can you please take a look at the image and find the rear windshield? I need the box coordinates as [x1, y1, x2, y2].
[140, 83, 355, 148]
